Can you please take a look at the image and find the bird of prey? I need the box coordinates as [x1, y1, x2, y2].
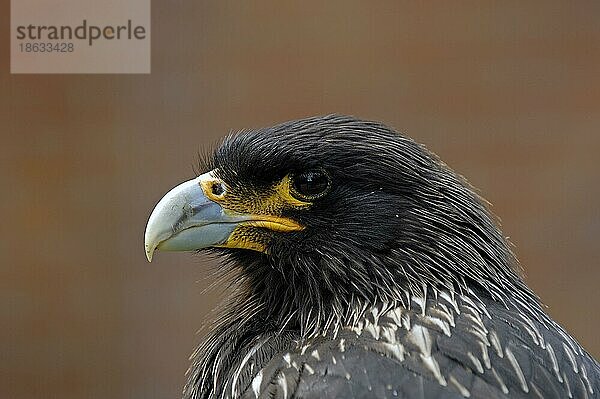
[144, 115, 599, 399]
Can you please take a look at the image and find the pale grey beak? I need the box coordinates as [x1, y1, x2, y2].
[144, 172, 249, 262]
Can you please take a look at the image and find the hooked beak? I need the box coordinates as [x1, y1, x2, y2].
[144, 172, 304, 262]
[144, 173, 248, 262]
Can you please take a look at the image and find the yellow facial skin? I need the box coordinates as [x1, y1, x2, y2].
[200, 174, 308, 253]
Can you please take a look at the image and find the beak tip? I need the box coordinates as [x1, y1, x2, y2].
[144, 240, 156, 263]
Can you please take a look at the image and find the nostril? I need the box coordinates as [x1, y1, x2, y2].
[211, 182, 225, 196]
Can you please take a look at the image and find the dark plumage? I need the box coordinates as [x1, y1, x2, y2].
[148, 115, 599, 399]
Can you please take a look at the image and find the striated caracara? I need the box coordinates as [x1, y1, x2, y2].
[144, 115, 599, 399]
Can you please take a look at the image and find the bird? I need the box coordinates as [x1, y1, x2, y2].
[144, 115, 599, 399]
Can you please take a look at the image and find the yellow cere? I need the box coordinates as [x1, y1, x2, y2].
[201, 174, 308, 253]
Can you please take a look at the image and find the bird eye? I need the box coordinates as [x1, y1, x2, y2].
[291, 169, 330, 200]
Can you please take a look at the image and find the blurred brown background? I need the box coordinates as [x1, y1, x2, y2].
[2, 2, 599, 398]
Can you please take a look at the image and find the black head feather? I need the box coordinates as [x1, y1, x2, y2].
[185, 115, 546, 398]
[204, 115, 538, 317]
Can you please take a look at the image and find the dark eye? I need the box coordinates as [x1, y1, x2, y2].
[291, 169, 330, 199]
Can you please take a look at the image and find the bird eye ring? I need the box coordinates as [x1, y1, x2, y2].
[290, 169, 330, 200]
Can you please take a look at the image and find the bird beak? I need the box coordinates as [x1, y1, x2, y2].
[144, 172, 250, 262]
[144, 172, 305, 261]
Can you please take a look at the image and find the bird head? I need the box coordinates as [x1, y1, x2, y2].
[145, 115, 533, 322]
